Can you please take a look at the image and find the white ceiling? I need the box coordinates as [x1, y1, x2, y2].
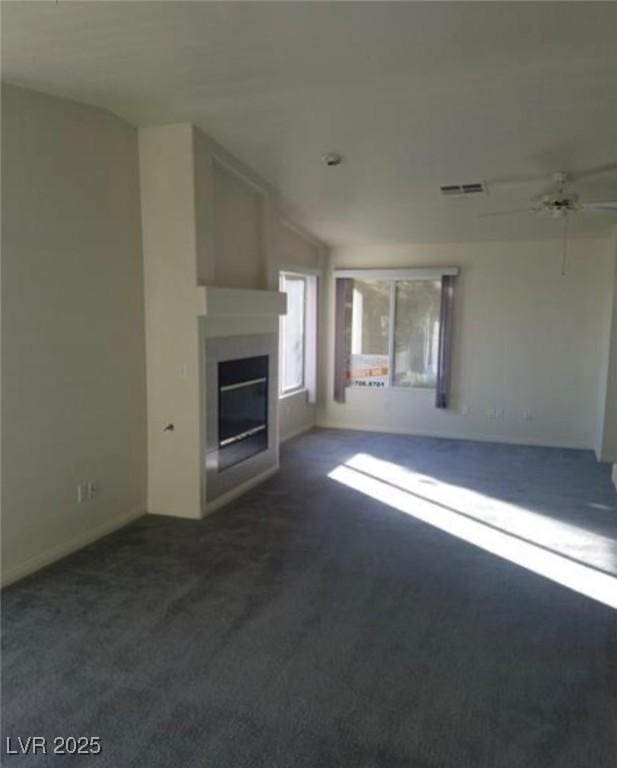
[2, 1, 617, 246]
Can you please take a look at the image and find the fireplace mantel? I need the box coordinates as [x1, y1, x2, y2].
[196, 285, 286, 318]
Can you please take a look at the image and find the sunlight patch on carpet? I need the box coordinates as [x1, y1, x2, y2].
[329, 453, 617, 610]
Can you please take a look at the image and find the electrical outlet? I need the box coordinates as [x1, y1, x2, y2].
[522, 409, 532, 421]
[86, 482, 98, 500]
[496, 407, 505, 418]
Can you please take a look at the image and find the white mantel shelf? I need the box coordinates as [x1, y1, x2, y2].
[196, 285, 286, 318]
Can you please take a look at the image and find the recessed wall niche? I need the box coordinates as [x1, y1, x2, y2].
[212, 159, 266, 290]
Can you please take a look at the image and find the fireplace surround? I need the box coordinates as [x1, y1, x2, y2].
[202, 327, 281, 510]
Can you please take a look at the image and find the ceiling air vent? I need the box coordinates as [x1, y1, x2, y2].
[440, 182, 486, 196]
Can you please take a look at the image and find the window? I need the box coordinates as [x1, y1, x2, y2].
[393, 280, 441, 387]
[348, 280, 391, 389]
[279, 271, 318, 398]
[280, 273, 306, 393]
[347, 278, 441, 389]
[333, 268, 457, 405]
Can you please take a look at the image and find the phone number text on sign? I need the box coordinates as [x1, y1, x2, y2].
[348, 354, 389, 388]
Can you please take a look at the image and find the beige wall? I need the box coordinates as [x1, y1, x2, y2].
[320, 237, 614, 450]
[1, 85, 147, 585]
[212, 161, 266, 290]
[139, 124, 203, 519]
[278, 223, 323, 273]
[597, 230, 617, 461]
[279, 391, 317, 443]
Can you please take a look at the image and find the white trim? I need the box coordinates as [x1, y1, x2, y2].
[387, 282, 396, 386]
[205, 465, 279, 514]
[334, 267, 459, 281]
[346, 383, 437, 392]
[1, 507, 144, 588]
[278, 264, 322, 277]
[210, 152, 269, 199]
[279, 386, 308, 401]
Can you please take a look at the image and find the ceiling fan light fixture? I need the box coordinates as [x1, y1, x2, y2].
[536, 192, 581, 217]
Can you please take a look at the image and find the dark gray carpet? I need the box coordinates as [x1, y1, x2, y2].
[2, 428, 617, 767]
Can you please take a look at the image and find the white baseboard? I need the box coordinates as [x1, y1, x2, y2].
[315, 420, 591, 451]
[280, 423, 315, 444]
[205, 464, 279, 514]
[1, 507, 144, 589]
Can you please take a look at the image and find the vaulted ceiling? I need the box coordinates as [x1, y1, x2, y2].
[2, 1, 616, 246]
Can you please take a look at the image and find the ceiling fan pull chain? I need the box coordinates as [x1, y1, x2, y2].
[561, 216, 568, 277]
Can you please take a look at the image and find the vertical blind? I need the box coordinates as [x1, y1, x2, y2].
[333, 277, 352, 403]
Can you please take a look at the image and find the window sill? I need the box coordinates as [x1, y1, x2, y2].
[348, 385, 436, 392]
[279, 388, 308, 401]
[391, 384, 436, 391]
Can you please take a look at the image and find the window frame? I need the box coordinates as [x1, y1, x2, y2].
[279, 269, 319, 401]
[279, 271, 307, 396]
[336, 267, 458, 393]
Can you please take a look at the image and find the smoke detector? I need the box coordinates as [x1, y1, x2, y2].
[321, 152, 343, 167]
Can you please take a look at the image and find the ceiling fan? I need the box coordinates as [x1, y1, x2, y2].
[481, 168, 617, 219]
[478, 165, 617, 275]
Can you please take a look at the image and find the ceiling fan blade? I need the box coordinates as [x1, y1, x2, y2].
[532, 184, 562, 202]
[486, 174, 547, 190]
[488, 163, 617, 193]
[581, 200, 617, 212]
[570, 163, 617, 182]
[479, 208, 533, 218]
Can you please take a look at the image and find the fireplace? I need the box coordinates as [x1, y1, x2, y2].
[218, 355, 268, 471]
[203, 327, 281, 510]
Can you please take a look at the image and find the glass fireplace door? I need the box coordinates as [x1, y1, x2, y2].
[218, 355, 268, 471]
